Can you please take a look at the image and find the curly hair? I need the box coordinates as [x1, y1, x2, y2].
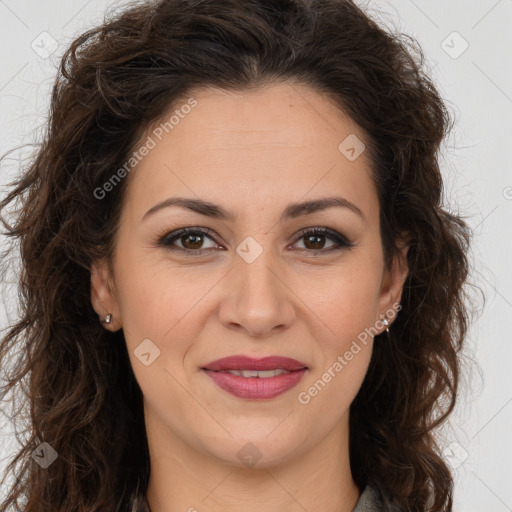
[0, 0, 476, 510]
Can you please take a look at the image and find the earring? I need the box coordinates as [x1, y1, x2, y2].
[382, 317, 390, 333]
[101, 313, 112, 325]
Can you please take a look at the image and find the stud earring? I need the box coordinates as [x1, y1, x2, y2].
[101, 313, 112, 325]
[382, 317, 390, 333]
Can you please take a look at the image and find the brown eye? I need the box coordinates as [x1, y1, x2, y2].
[158, 227, 219, 254]
[292, 227, 353, 253]
[303, 233, 328, 250]
[180, 232, 205, 250]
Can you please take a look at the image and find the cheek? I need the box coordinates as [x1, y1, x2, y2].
[295, 267, 380, 414]
[114, 246, 215, 342]
[301, 257, 383, 344]
[113, 250, 226, 401]
[113, 256, 206, 406]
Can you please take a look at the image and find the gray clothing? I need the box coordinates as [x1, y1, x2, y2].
[353, 483, 404, 512]
[353, 483, 382, 511]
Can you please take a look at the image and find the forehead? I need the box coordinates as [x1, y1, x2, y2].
[121, 81, 379, 226]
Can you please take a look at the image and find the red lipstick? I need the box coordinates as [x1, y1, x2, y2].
[201, 355, 308, 400]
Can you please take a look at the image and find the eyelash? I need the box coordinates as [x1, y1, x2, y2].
[155, 226, 354, 256]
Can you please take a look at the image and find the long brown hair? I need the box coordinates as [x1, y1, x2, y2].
[1, 0, 478, 510]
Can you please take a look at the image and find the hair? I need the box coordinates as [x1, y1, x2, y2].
[0, 0, 477, 510]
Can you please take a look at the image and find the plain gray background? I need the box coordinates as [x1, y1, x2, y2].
[0, 1, 511, 510]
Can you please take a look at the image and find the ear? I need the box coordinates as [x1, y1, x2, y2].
[90, 258, 122, 331]
[376, 239, 409, 331]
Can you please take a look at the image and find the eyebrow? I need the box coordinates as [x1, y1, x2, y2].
[142, 196, 367, 225]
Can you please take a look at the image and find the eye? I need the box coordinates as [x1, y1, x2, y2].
[157, 227, 220, 254]
[156, 226, 354, 256]
[291, 227, 354, 253]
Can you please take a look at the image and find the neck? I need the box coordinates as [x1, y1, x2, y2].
[144, 405, 360, 512]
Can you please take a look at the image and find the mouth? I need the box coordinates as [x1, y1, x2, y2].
[201, 355, 308, 400]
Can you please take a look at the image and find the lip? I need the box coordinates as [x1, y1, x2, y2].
[201, 355, 308, 400]
[202, 368, 307, 400]
[202, 355, 308, 372]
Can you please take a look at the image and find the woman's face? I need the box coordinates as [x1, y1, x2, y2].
[91, 81, 408, 468]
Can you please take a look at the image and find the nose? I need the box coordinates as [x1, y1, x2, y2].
[218, 245, 296, 338]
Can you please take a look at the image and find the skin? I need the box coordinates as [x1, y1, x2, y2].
[91, 81, 409, 512]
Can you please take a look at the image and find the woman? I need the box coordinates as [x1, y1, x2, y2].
[0, 0, 474, 511]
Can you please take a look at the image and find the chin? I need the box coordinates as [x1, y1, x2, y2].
[200, 431, 305, 470]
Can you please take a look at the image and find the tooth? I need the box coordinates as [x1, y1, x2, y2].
[241, 370, 259, 377]
[257, 370, 282, 378]
[224, 369, 291, 378]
